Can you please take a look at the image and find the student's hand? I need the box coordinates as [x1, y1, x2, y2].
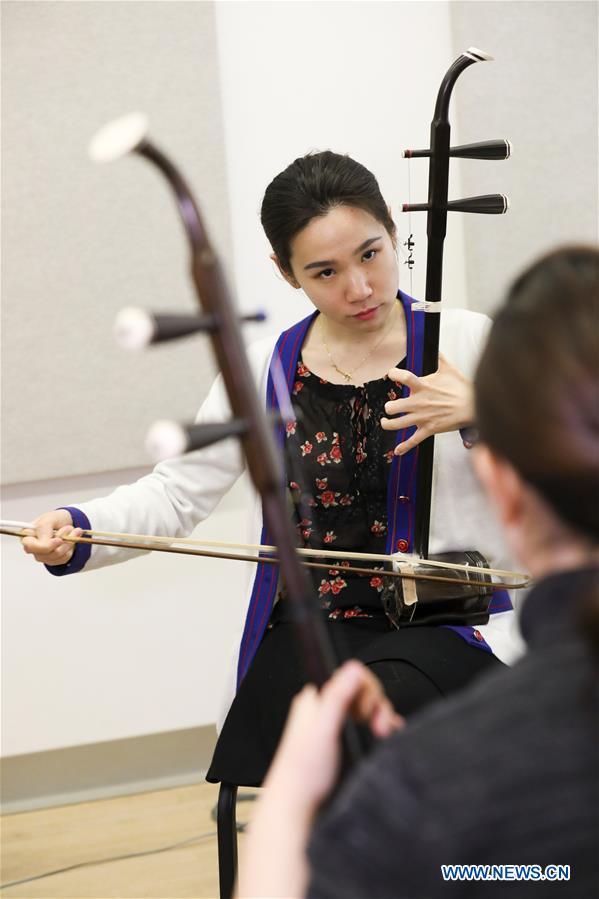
[265, 660, 403, 812]
[237, 662, 403, 899]
[380, 353, 475, 456]
[21, 510, 83, 566]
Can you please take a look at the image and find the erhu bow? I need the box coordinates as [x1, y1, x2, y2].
[0, 520, 530, 590]
[402, 47, 511, 561]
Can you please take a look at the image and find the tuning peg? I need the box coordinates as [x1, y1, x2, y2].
[145, 406, 299, 460]
[403, 139, 512, 161]
[447, 194, 509, 214]
[402, 194, 509, 215]
[146, 418, 249, 461]
[114, 308, 266, 350]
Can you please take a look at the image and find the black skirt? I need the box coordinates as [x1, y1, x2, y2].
[206, 613, 503, 787]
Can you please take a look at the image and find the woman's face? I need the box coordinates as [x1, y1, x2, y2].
[282, 205, 399, 333]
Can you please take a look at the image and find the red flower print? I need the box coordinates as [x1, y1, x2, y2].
[293, 381, 304, 395]
[300, 441, 313, 456]
[355, 441, 367, 464]
[370, 520, 386, 536]
[343, 606, 368, 618]
[318, 490, 338, 508]
[316, 477, 328, 490]
[319, 378, 328, 385]
[339, 494, 353, 506]
[332, 432, 340, 446]
[340, 561, 350, 568]
[315, 431, 327, 443]
[301, 528, 312, 540]
[388, 388, 398, 401]
[370, 576, 384, 591]
[318, 580, 331, 595]
[330, 577, 347, 595]
[297, 362, 310, 378]
[299, 518, 312, 527]
[285, 421, 297, 437]
[328, 569, 339, 576]
[384, 449, 395, 464]
[323, 531, 337, 544]
[289, 481, 300, 491]
[316, 453, 327, 467]
[330, 445, 342, 463]
[329, 607, 371, 620]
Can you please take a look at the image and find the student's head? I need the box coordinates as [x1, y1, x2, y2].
[261, 152, 399, 327]
[473, 245, 599, 569]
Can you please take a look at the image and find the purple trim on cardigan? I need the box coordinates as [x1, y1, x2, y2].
[443, 624, 493, 654]
[487, 589, 513, 613]
[44, 507, 92, 577]
[385, 291, 423, 557]
[236, 313, 317, 688]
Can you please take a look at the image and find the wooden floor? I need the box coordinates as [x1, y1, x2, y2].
[0, 782, 258, 898]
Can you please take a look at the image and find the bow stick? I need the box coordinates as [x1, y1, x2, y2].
[3, 521, 530, 588]
[402, 48, 511, 559]
[87, 112, 371, 762]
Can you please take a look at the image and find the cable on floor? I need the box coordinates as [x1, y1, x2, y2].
[0, 830, 217, 889]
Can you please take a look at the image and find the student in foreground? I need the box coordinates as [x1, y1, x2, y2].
[237, 245, 599, 898]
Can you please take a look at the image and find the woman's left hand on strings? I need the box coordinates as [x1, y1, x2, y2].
[380, 353, 475, 456]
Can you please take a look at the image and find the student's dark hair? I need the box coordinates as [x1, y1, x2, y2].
[260, 151, 396, 276]
[475, 245, 599, 650]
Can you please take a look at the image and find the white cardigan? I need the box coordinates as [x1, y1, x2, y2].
[69, 308, 525, 724]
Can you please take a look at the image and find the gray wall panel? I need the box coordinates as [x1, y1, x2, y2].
[2, 1, 232, 483]
[449, 1, 598, 314]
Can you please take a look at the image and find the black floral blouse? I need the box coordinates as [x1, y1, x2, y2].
[281, 355, 406, 619]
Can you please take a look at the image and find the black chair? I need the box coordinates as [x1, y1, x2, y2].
[216, 782, 240, 899]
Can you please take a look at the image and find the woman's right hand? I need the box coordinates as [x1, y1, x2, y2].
[21, 510, 83, 566]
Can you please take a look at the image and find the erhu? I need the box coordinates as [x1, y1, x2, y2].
[381, 47, 513, 627]
[84, 110, 373, 768]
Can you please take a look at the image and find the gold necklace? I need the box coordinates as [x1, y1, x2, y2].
[319, 303, 397, 383]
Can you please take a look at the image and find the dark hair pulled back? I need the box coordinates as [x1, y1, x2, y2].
[260, 151, 396, 276]
[475, 246, 599, 653]
[475, 245, 599, 542]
